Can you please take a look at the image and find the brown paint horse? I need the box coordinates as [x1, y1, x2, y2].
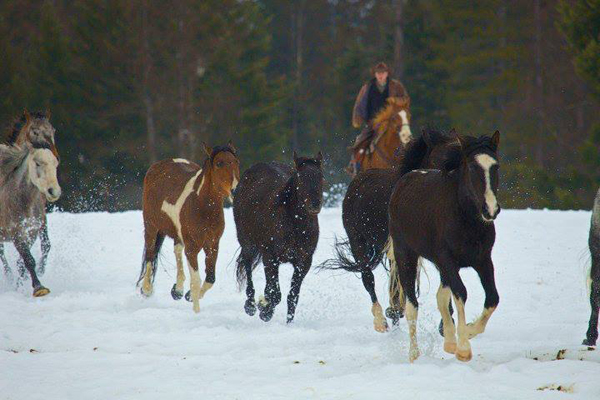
[137, 142, 240, 313]
[1, 110, 58, 281]
[355, 97, 413, 175]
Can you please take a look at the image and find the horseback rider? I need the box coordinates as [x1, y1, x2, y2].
[346, 62, 409, 175]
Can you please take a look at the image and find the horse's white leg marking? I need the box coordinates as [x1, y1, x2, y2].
[173, 158, 190, 164]
[188, 262, 202, 313]
[198, 282, 214, 299]
[141, 261, 154, 296]
[174, 244, 185, 293]
[397, 110, 412, 144]
[372, 302, 388, 333]
[475, 154, 498, 221]
[453, 296, 472, 362]
[437, 285, 457, 354]
[386, 237, 405, 313]
[161, 169, 203, 241]
[466, 306, 496, 339]
[406, 301, 420, 362]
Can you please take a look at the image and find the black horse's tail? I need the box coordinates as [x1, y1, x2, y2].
[236, 246, 262, 288]
[319, 236, 386, 273]
[136, 233, 165, 288]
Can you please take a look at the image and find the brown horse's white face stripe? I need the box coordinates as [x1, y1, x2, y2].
[397, 110, 412, 144]
[475, 154, 499, 222]
[161, 168, 204, 241]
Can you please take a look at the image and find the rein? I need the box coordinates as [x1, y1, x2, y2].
[371, 141, 395, 168]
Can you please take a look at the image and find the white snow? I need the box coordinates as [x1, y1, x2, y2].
[1, 208, 599, 399]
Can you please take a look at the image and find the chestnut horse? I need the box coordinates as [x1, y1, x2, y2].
[387, 132, 501, 362]
[137, 142, 239, 313]
[1, 110, 58, 280]
[357, 97, 412, 174]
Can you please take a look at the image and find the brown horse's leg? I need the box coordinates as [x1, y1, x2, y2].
[38, 218, 50, 276]
[185, 247, 202, 313]
[465, 257, 499, 340]
[258, 256, 280, 322]
[198, 242, 218, 299]
[171, 241, 185, 300]
[140, 228, 159, 297]
[437, 284, 457, 354]
[286, 259, 311, 323]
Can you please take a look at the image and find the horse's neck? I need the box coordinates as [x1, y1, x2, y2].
[195, 168, 224, 208]
[0, 157, 38, 216]
[281, 175, 310, 221]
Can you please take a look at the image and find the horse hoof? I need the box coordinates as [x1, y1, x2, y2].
[385, 307, 403, 325]
[185, 290, 192, 302]
[171, 284, 183, 300]
[409, 348, 421, 363]
[244, 300, 256, 316]
[582, 338, 597, 347]
[443, 341, 457, 354]
[33, 286, 50, 297]
[259, 308, 274, 322]
[455, 347, 472, 362]
[286, 314, 295, 324]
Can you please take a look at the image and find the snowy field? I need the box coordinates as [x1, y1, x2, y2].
[1, 208, 599, 399]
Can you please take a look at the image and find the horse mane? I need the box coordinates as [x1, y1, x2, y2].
[372, 96, 410, 134]
[399, 129, 456, 176]
[0, 144, 29, 182]
[442, 134, 498, 172]
[5, 111, 48, 145]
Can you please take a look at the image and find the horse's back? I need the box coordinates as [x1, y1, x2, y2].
[143, 159, 202, 221]
[235, 162, 291, 204]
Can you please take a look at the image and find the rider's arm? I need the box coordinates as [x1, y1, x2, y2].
[352, 83, 369, 128]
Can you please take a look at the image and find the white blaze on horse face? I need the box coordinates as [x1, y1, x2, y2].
[161, 169, 203, 241]
[397, 110, 412, 144]
[475, 154, 498, 221]
[28, 148, 61, 202]
[173, 158, 190, 164]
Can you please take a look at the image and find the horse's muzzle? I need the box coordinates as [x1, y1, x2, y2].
[46, 186, 62, 202]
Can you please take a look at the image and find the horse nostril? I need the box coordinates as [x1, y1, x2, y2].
[48, 188, 55, 196]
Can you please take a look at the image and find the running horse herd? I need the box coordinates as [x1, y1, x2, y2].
[1, 105, 599, 362]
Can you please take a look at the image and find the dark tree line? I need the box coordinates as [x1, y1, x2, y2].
[0, 0, 598, 211]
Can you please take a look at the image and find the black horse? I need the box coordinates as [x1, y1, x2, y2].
[584, 189, 600, 346]
[322, 129, 457, 332]
[234, 152, 324, 323]
[388, 131, 501, 362]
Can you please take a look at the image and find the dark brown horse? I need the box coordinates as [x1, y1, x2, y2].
[234, 152, 323, 323]
[323, 129, 458, 332]
[388, 132, 501, 362]
[1, 110, 58, 281]
[137, 142, 239, 313]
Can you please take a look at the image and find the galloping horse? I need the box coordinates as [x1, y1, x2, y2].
[1, 110, 58, 280]
[234, 152, 323, 323]
[137, 142, 239, 314]
[387, 132, 501, 362]
[355, 97, 412, 174]
[323, 130, 458, 332]
[0, 142, 61, 296]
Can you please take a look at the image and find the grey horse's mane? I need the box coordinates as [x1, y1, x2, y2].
[0, 144, 29, 185]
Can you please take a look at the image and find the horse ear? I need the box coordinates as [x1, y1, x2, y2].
[45, 109, 51, 120]
[227, 140, 237, 154]
[491, 130, 500, 150]
[456, 134, 468, 153]
[22, 109, 32, 131]
[293, 150, 299, 167]
[203, 142, 213, 157]
[448, 128, 457, 137]
[316, 151, 323, 163]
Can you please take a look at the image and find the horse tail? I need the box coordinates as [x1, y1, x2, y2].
[319, 236, 385, 273]
[236, 246, 261, 288]
[385, 236, 426, 305]
[136, 232, 165, 288]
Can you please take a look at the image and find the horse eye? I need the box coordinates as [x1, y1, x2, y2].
[217, 161, 224, 167]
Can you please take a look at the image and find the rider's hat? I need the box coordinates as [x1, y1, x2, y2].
[371, 62, 390, 75]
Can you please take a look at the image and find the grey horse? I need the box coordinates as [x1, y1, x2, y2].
[0, 142, 60, 296]
[585, 189, 600, 346]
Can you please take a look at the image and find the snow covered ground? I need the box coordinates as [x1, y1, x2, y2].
[0, 208, 599, 399]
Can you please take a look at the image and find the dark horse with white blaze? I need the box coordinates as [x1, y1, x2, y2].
[584, 189, 600, 346]
[0, 141, 61, 296]
[138, 142, 239, 314]
[234, 152, 324, 323]
[1, 110, 59, 280]
[322, 129, 458, 332]
[387, 131, 501, 362]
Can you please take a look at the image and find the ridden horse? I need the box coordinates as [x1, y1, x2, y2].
[584, 189, 600, 346]
[387, 131, 501, 362]
[323, 129, 458, 332]
[137, 142, 240, 314]
[1, 110, 58, 278]
[234, 152, 323, 323]
[355, 97, 413, 175]
[0, 142, 61, 296]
